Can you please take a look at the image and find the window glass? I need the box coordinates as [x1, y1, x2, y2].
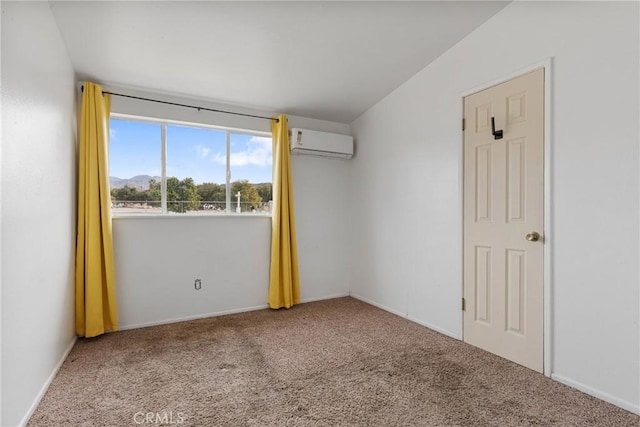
[229, 133, 273, 214]
[109, 117, 272, 216]
[109, 118, 161, 214]
[166, 125, 226, 214]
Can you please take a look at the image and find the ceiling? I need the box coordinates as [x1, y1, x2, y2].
[49, 1, 509, 123]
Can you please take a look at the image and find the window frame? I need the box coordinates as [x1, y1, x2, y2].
[109, 113, 273, 217]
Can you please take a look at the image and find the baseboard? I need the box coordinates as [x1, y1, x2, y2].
[551, 373, 640, 415]
[19, 336, 77, 427]
[300, 292, 350, 304]
[119, 304, 269, 331]
[349, 293, 407, 318]
[406, 315, 461, 340]
[119, 294, 351, 331]
[349, 293, 460, 339]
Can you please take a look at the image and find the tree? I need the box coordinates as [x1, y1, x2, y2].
[147, 179, 161, 202]
[196, 182, 226, 211]
[255, 183, 272, 204]
[112, 177, 271, 213]
[196, 183, 226, 202]
[231, 180, 263, 212]
[166, 177, 200, 213]
[111, 185, 143, 203]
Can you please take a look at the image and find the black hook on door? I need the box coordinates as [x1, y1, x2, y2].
[491, 117, 503, 140]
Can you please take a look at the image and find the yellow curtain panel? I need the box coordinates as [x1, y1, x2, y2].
[75, 82, 118, 338]
[268, 115, 301, 309]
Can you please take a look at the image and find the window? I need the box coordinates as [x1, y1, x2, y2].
[109, 116, 272, 215]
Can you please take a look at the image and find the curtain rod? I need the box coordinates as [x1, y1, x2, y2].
[80, 85, 278, 122]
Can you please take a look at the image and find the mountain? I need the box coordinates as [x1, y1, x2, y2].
[110, 175, 160, 190]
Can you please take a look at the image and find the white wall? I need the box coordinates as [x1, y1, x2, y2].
[292, 155, 351, 302]
[114, 217, 272, 328]
[107, 87, 351, 329]
[349, 1, 639, 413]
[1, 2, 78, 426]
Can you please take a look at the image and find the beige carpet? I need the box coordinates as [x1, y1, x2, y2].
[28, 297, 638, 426]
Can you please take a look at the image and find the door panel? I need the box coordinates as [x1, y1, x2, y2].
[474, 246, 492, 324]
[463, 68, 544, 372]
[475, 144, 493, 222]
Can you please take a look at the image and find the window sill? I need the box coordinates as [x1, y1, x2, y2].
[112, 213, 272, 220]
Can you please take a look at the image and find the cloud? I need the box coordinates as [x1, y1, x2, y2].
[212, 136, 272, 167]
[250, 136, 272, 149]
[194, 145, 211, 159]
[109, 128, 117, 140]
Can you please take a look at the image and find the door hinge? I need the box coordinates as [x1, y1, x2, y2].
[462, 118, 466, 131]
[462, 298, 466, 311]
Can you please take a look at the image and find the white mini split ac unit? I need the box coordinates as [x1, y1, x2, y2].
[289, 128, 354, 159]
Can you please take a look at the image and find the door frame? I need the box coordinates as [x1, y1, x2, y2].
[460, 58, 553, 377]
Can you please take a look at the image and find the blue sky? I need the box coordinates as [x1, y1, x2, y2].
[109, 118, 272, 184]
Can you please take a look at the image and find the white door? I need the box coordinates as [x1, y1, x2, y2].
[463, 68, 544, 372]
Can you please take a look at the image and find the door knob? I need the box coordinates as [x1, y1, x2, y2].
[525, 231, 541, 242]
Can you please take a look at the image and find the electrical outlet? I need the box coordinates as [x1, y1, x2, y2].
[194, 279, 202, 290]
